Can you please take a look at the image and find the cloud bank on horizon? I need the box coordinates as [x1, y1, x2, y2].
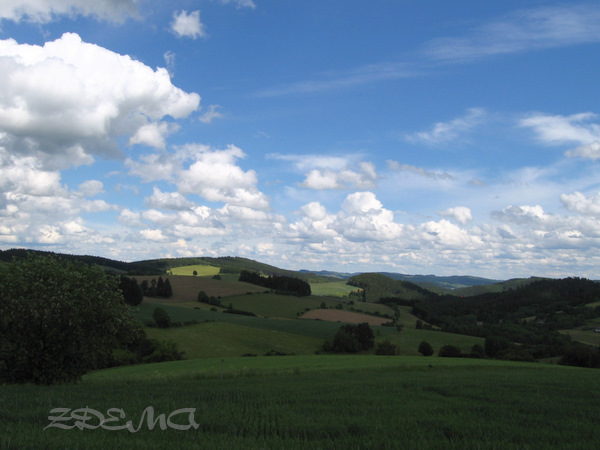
[1, 1, 600, 279]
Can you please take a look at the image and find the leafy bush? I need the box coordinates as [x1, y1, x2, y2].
[152, 307, 172, 328]
[438, 345, 462, 357]
[330, 323, 375, 353]
[375, 340, 398, 355]
[418, 341, 434, 356]
[485, 335, 511, 358]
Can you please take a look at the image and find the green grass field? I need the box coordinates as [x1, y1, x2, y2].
[2, 356, 600, 449]
[145, 322, 323, 358]
[169, 265, 220, 277]
[309, 281, 359, 297]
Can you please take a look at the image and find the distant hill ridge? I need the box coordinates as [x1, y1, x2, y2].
[1, 248, 515, 290]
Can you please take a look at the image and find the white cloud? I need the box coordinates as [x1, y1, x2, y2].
[199, 105, 224, 124]
[520, 112, 600, 146]
[163, 51, 176, 76]
[0, 33, 200, 168]
[171, 10, 206, 40]
[560, 191, 600, 216]
[387, 161, 455, 181]
[301, 163, 378, 190]
[140, 229, 168, 242]
[128, 144, 270, 210]
[405, 108, 485, 144]
[177, 144, 269, 209]
[145, 187, 194, 210]
[424, 5, 600, 62]
[565, 140, 600, 160]
[128, 122, 179, 150]
[78, 180, 103, 197]
[438, 206, 472, 225]
[253, 61, 413, 98]
[491, 205, 547, 225]
[270, 153, 378, 190]
[0, 0, 140, 23]
[218, 0, 256, 9]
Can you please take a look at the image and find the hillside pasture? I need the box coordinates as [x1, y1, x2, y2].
[135, 275, 263, 302]
[168, 264, 220, 277]
[223, 293, 360, 319]
[136, 302, 343, 341]
[300, 309, 391, 326]
[309, 281, 360, 297]
[145, 321, 322, 358]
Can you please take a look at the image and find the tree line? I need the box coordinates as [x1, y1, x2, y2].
[238, 270, 311, 296]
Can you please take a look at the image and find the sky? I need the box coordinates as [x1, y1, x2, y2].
[1, 1, 600, 279]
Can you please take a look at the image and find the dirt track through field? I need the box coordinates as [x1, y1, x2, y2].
[300, 309, 390, 326]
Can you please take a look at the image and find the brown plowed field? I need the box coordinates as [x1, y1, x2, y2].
[300, 309, 390, 326]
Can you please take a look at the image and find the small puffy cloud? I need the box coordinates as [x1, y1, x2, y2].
[405, 108, 485, 144]
[560, 191, 600, 216]
[271, 153, 378, 190]
[171, 10, 206, 39]
[128, 122, 179, 150]
[421, 220, 482, 248]
[301, 162, 378, 190]
[77, 180, 103, 197]
[145, 187, 194, 210]
[342, 192, 382, 213]
[335, 192, 402, 242]
[0, 0, 140, 23]
[520, 112, 600, 145]
[491, 205, 547, 225]
[565, 140, 600, 160]
[438, 206, 472, 225]
[140, 229, 168, 242]
[118, 209, 143, 227]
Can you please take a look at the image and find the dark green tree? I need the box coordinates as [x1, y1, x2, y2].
[119, 276, 143, 306]
[0, 255, 143, 384]
[418, 341, 434, 356]
[162, 278, 173, 298]
[439, 344, 462, 357]
[152, 307, 172, 328]
[331, 323, 375, 353]
[375, 340, 398, 355]
[484, 335, 511, 358]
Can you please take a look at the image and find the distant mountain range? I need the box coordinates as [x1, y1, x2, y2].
[299, 269, 501, 291]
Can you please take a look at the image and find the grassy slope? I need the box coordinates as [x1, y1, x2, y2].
[145, 322, 322, 358]
[3, 356, 600, 449]
[169, 265, 220, 276]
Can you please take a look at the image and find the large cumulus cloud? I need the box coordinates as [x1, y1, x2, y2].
[0, 33, 200, 167]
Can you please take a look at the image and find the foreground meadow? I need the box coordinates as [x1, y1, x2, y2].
[1, 355, 599, 449]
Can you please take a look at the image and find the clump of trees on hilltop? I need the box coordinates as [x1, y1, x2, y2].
[239, 270, 311, 296]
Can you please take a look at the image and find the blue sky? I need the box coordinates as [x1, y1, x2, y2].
[1, 1, 600, 279]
